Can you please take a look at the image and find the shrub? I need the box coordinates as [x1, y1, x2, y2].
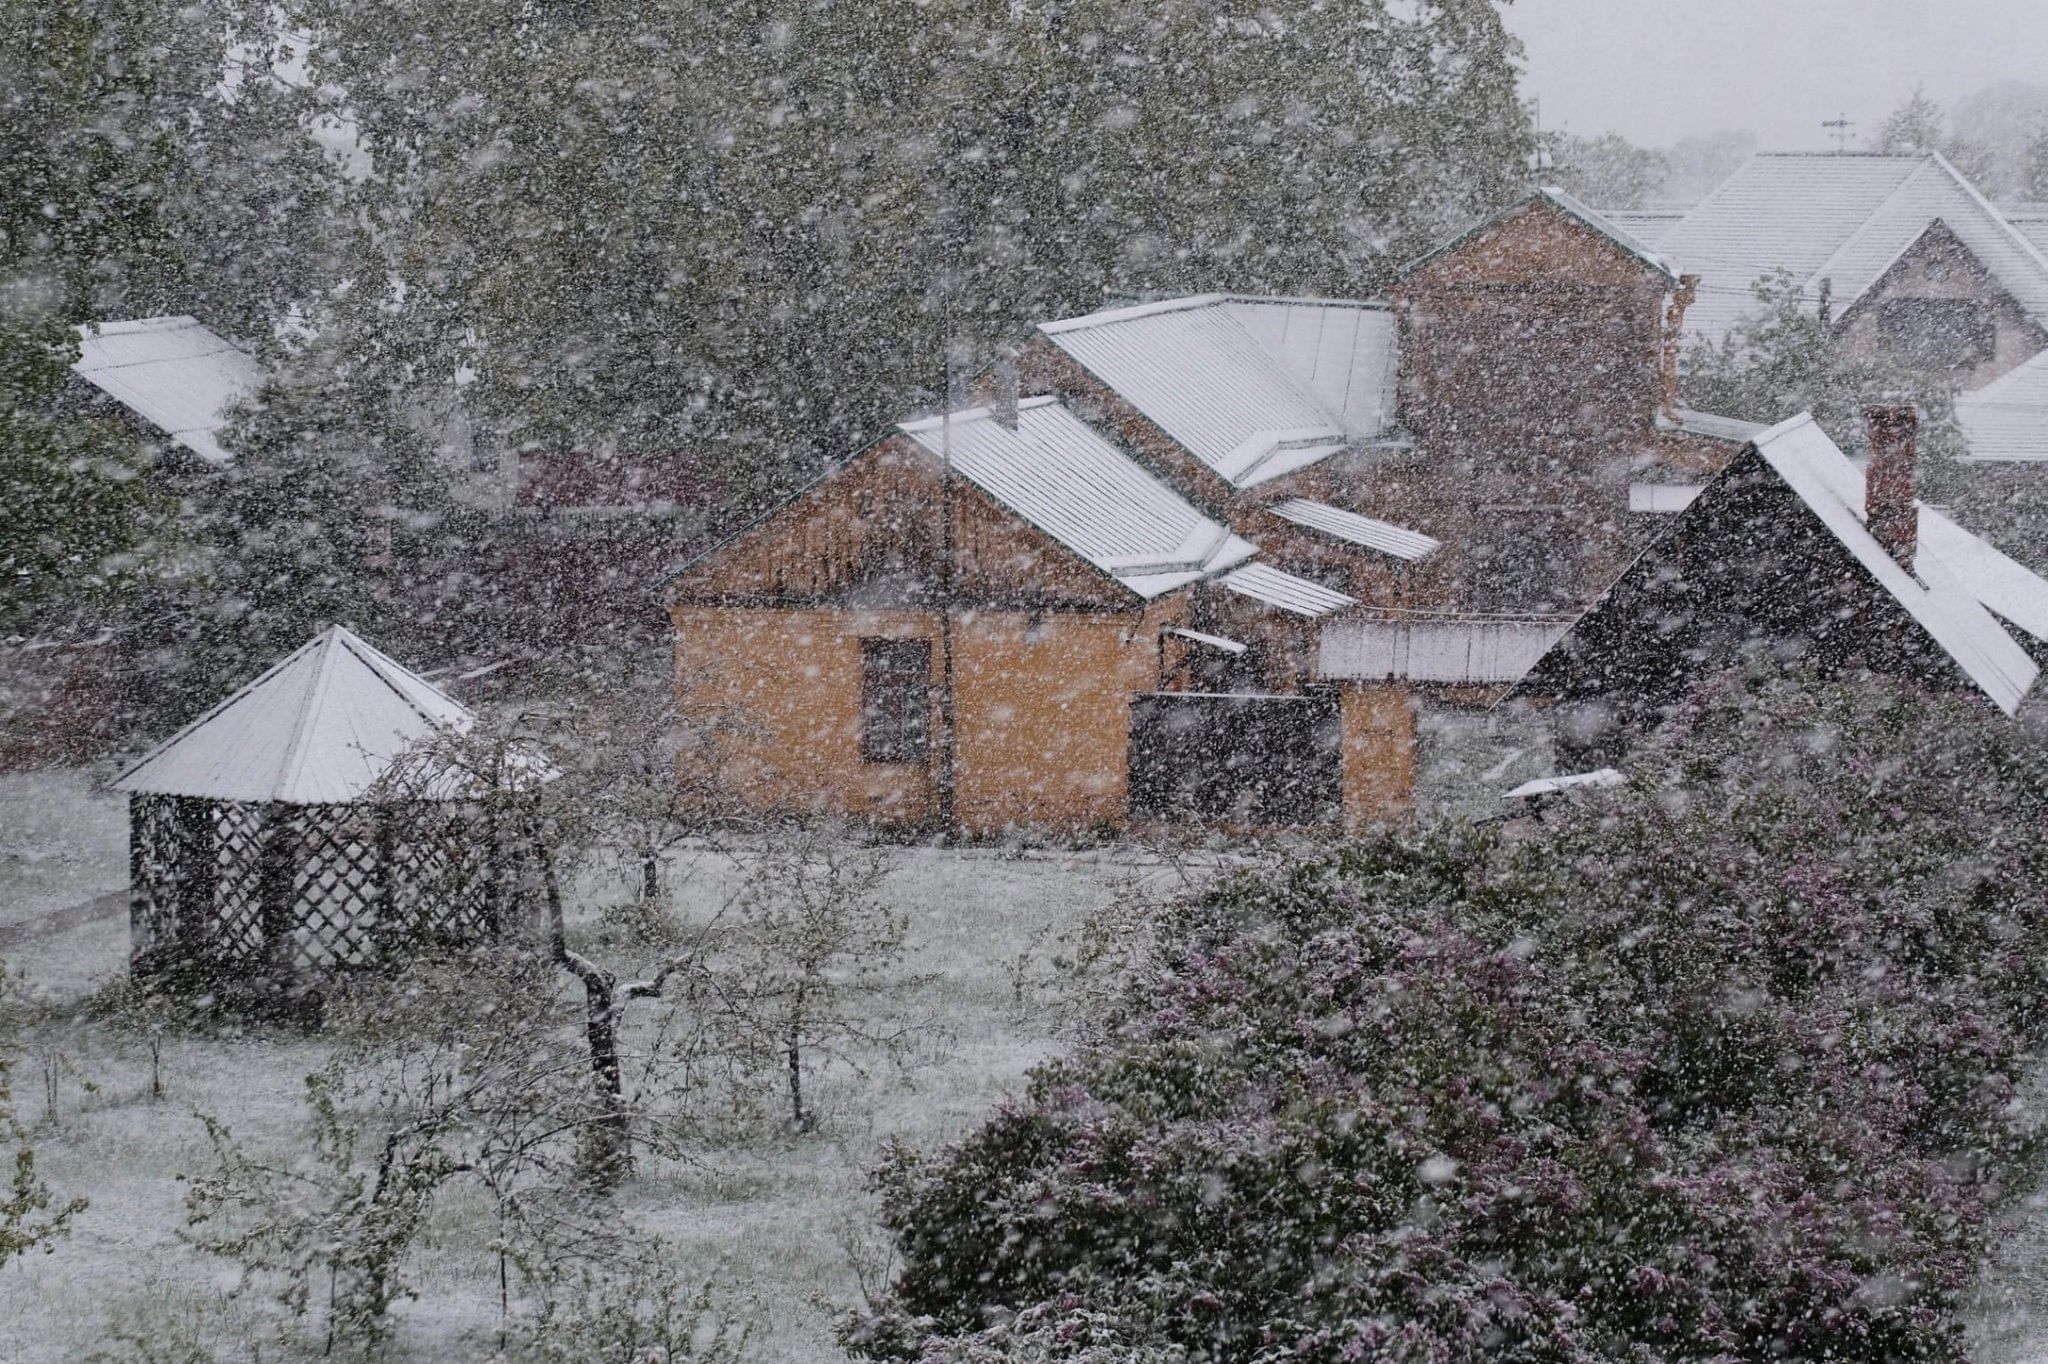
[848, 673, 2048, 1362]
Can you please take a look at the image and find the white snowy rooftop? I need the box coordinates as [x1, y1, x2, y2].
[1037, 295, 1400, 489]
[1217, 563, 1358, 618]
[1752, 413, 2048, 716]
[71, 316, 265, 466]
[1267, 498, 1441, 562]
[115, 626, 479, 805]
[1505, 768, 1625, 801]
[1634, 153, 2048, 348]
[898, 397, 1255, 599]
[1956, 348, 2048, 462]
[1320, 614, 1572, 685]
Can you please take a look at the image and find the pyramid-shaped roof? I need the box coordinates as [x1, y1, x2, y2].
[116, 627, 475, 805]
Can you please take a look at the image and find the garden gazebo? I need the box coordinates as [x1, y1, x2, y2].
[117, 626, 542, 993]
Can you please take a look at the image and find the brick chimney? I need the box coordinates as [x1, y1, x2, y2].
[1864, 403, 1918, 571]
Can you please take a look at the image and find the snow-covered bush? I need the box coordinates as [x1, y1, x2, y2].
[848, 672, 2048, 1362]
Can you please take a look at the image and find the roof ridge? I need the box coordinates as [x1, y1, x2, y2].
[275, 627, 349, 802]
[333, 627, 464, 731]
[1805, 159, 1945, 294]
[1038, 294, 1231, 335]
[1929, 149, 2048, 285]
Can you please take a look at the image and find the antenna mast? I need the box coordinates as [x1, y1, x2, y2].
[1824, 114, 1856, 153]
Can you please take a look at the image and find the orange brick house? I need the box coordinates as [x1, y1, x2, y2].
[667, 189, 1754, 835]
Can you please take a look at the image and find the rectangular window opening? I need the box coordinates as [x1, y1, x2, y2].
[859, 638, 932, 765]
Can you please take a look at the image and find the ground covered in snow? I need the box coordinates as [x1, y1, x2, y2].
[7, 761, 2048, 1362]
[0, 769, 1179, 1361]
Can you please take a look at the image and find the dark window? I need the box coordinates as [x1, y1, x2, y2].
[859, 639, 931, 764]
[1876, 298, 1997, 370]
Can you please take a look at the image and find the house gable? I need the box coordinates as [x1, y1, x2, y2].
[668, 434, 1159, 612]
[1519, 436, 2036, 734]
[1835, 219, 2048, 389]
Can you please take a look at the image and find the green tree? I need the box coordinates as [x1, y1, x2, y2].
[2023, 127, 2048, 200]
[1552, 131, 1669, 209]
[260, 0, 1534, 512]
[1879, 86, 1948, 154]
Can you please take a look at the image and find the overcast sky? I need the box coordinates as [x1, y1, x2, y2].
[1503, 0, 2048, 149]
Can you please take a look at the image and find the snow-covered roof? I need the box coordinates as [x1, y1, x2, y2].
[1750, 414, 2046, 715]
[1037, 295, 1399, 489]
[1956, 348, 2048, 461]
[1647, 153, 2048, 345]
[1266, 498, 1441, 562]
[1505, 768, 1624, 801]
[2006, 206, 2048, 256]
[1400, 186, 1681, 284]
[1663, 408, 1769, 443]
[898, 397, 1255, 600]
[71, 317, 265, 466]
[115, 626, 479, 805]
[1215, 563, 1357, 618]
[1320, 614, 1571, 684]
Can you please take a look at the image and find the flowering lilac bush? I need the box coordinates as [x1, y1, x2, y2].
[847, 674, 2048, 1362]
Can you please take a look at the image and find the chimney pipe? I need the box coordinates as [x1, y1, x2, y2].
[1864, 403, 1918, 571]
[991, 357, 1020, 431]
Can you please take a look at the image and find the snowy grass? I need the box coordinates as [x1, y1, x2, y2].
[0, 766, 128, 930]
[0, 796, 1155, 1362]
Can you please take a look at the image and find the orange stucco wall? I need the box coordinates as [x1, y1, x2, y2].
[674, 601, 1185, 834]
[1340, 684, 1416, 832]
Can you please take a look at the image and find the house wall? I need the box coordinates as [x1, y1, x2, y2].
[1391, 201, 1690, 615]
[1339, 684, 1416, 831]
[672, 600, 1187, 835]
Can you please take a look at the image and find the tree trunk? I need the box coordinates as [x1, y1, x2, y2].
[534, 832, 633, 1185]
[639, 846, 660, 906]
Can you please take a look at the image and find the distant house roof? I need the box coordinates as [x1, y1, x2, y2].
[1662, 407, 1770, 443]
[1639, 153, 2048, 346]
[1504, 768, 1624, 801]
[1398, 186, 1682, 284]
[1036, 295, 1400, 489]
[1956, 347, 2048, 461]
[2006, 205, 2048, 256]
[1523, 413, 2048, 716]
[898, 397, 1255, 600]
[115, 626, 480, 805]
[1266, 498, 1440, 562]
[71, 317, 265, 465]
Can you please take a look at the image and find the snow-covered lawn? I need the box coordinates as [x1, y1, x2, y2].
[0, 776, 1151, 1362]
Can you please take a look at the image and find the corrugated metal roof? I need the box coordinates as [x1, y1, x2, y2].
[1266, 498, 1440, 561]
[72, 317, 265, 465]
[1215, 563, 1357, 618]
[1655, 154, 2048, 345]
[2007, 208, 2048, 256]
[1957, 348, 2048, 461]
[1665, 408, 1769, 443]
[1751, 414, 2042, 715]
[1320, 616, 1571, 684]
[1165, 627, 1247, 655]
[1038, 295, 1398, 488]
[899, 397, 1255, 599]
[1601, 210, 1685, 241]
[114, 626, 478, 804]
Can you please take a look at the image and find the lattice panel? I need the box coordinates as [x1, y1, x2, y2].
[128, 794, 536, 991]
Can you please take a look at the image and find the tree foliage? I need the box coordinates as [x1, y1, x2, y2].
[259, 0, 1533, 505]
[848, 672, 2048, 1363]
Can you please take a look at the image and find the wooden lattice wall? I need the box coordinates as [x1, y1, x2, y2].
[129, 793, 532, 987]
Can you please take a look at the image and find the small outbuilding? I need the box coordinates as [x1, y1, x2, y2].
[116, 626, 542, 994]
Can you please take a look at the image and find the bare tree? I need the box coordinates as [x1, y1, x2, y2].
[713, 824, 931, 1134]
